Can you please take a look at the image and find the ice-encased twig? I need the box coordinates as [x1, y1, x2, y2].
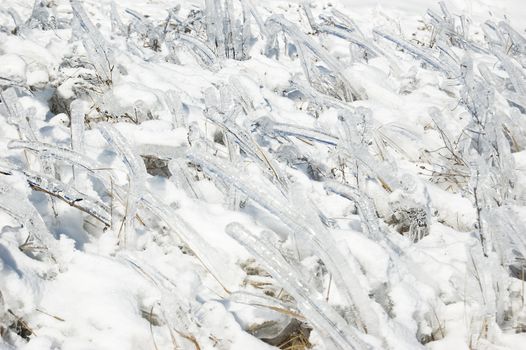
[168, 158, 202, 199]
[228, 291, 303, 319]
[340, 144, 398, 192]
[482, 21, 505, 49]
[70, 99, 86, 190]
[96, 123, 147, 182]
[0, 177, 59, 263]
[266, 14, 365, 101]
[205, 0, 226, 59]
[172, 33, 219, 68]
[70, 100, 85, 155]
[6, 8, 23, 28]
[97, 123, 146, 239]
[255, 116, 338, 146]
[123, 255, 201, 345]
[226, 222, 373, 350]
[164, 90, 184, 128]
[205, 110, 288, 189]
[493, 50, 526, 97]
[498, 21, 526, 55]
[0, 88, 37, 142]
[319, 25, 377, 54]
[125, 8, 166, 53]
[140, 193, 241, 293]
[188, 149, 380, 335]
[426, 6, 489, 55]
[8, 140, 97, 171]
[110, 1, 125, 35]
[486, 207, 526, 267]
[240, 0, 268, 38]
[70, 0, 114, 83]
[7, 140, 125, 208]
[22, 170, 111, 227]
[8, 139, 149, 232]
[228, 76, 257, 112]
[302, 1, 319, 32]
[287, 77, 355, 112]
[373, 28, 459, 77]
[323, 181, 404, 257]
[328, 8, 360, 32]
[310, 0, 390, 72]
[24, 0, 56, 30]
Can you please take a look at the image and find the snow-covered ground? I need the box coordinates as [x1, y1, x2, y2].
[1, 0, 526, 349]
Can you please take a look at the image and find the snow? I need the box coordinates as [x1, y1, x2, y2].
[1, 0, 526, 349]
[0, 54, 27, 85]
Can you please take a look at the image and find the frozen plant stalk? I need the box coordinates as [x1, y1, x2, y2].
[70, 0, 114, 84]
[226, 222, 372, 350]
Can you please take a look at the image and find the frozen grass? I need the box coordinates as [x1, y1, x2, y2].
[1, 0, 526, 349]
